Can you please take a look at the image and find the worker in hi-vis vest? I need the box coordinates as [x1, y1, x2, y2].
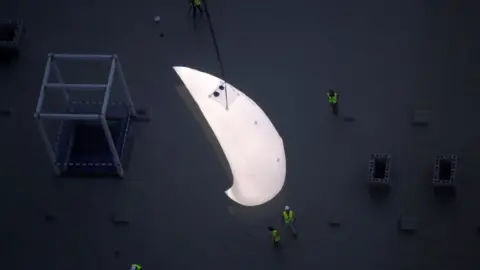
[131, 264, 142, 270]
[282, 206, 297, 237]
[327, 89, 339, 116]
[268, 226, 281, 245]
[189, 0, 204, 29]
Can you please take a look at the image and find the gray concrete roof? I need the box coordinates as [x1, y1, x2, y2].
[1, 0, 480, 269]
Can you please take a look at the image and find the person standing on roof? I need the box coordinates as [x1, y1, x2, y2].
[268, 226, 281, 246]
[131, 264, 142, 270]
[282, 206, 297, 238]
[327, 89, 339, 116]
[189, 0, 204, 30]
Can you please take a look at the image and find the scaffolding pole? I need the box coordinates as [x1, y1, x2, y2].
[114, 55, 137, 117]
[35, 55, 53, 115]
[51, 53, 114, 61]
[51, 59, 70, 102]
[100, 116, 124, 177]
[44, 83, 108, 90]
[202, 0, 228, 110]
[101, 58, 117, 116]
[39, 113, 101, 120]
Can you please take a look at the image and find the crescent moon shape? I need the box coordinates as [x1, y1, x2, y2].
[173, 66, 286, 206]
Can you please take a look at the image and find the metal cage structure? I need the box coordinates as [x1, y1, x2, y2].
[34, 53, 137, 177]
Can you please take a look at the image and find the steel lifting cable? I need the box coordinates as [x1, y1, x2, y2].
[202, 0, 229, 110]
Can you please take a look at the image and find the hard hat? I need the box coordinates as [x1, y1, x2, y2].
[285, 206, 290, 210]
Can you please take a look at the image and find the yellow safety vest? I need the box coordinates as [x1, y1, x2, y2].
[194, 0, 201, 6]
[283, 210, 294, 223]
[272, 230, 280, 242]
[327, 93, 338, 104]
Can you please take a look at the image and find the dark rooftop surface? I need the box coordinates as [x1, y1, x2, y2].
[1, 0, 480, 269]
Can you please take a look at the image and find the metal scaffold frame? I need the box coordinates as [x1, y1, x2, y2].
[34, 53, 137, 177]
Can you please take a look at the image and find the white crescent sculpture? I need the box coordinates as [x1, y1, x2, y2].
[173, 66, 286, 206]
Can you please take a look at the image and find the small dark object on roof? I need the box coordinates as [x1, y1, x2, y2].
[112, 211, 130, 226]
[0, 108, 12, 117]
[343, 116, 356, 122]
[398, 216, 417, 233]
[328, 219, 341, 227]
[327, 211, 342, 227]
[133, 107, 151, 122]
[45, 214, 57, 222]
[412, 109, 430, 126]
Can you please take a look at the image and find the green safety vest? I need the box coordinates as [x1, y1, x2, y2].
[131, 264, 142, 270]
[193, 0, 201, 6]
[272, 230, 280, 242]
[327, 93, 338, 104]
[283, 210, 294, 223]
